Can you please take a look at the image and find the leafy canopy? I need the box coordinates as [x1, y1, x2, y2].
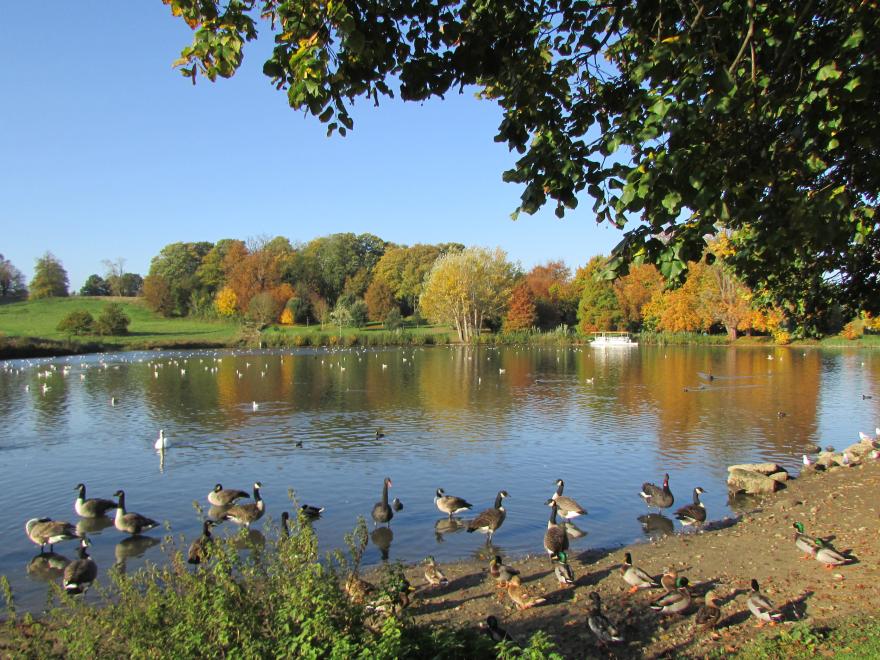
[162, 0, 879, 326]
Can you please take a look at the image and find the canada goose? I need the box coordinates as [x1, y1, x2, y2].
[223, 482, 265, 528]
[74, 483, 117, 518]
[280, 511, 290, 537]
[63, 537, 97, 594]
[674, 487, 707, 526]
[187, 520, 215, 565]
[371, 477, 393, 525]
[113, 490, 159, 536]
[549, 479, 587, 519]
[154, 429, 169, 450]
[375, 429, 385, 439]
[747, 579, 783, 626]
[434, 488, 473, 518]
[640, 473, 674, 509]
[467, 490, 508, 542]
[25, 518, 80, 552]
[543, 501, 569, 558]
[424, 556, 449, 587]
[207, 483, 250, 507]
[506, 575, 545, 610]
[588, 592, 624, 645]
[621, 552, 660, 593]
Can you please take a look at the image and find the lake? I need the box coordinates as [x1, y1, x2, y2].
[1, 344, 877, 613]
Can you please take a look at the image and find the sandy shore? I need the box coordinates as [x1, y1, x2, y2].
[373, 460, 880, 657]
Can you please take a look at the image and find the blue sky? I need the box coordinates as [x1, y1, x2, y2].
[1, 2, 622, 290]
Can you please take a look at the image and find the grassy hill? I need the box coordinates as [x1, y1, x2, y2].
[0, 297, 242, 356]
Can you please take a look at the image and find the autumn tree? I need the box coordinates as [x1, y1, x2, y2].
[300, 233, 386, 304]
[524, 260, 574, 329]
[247, 292, 282, 328]
[148, 241, 212, 315]
[29, 252, 69, 299]
[214, 286, 238, 317]
[196, 239, 246, 294]
[504, 281, 538, 332]
[612, 264, 665, 331]
[142, 274, 175, 317]
[364, 278, 397, 322]
[420, 247, 517, 342]
[372, 243, 463, 313]
[0, 255, 27, 300]
[576, 256, 622, 333]
[165, 0, 880, 327]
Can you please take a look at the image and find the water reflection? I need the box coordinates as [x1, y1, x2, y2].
[229, 529, 266, 552]
[434, 517, 465, 543]
[76, 517, 115, 536]
[637, 513, 675, 539]
[370, 527, 393, 561]
[115, 536, 161, 567]
[562, 521, 588, 540]
[26, 552, 70, 582]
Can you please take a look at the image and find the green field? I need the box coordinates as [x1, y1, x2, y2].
[0, 297, 242, 354]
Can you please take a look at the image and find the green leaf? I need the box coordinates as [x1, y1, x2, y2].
[816, 63, 841, 81]
[661, 191, 681, 213]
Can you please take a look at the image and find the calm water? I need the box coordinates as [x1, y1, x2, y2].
[1, 344, 878, 613]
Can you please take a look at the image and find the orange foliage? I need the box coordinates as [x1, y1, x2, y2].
[504, 281, 538, 331]
[612, 263, 664, 328]
[279, 308, 294, 325]
[224, 243, 283, 312]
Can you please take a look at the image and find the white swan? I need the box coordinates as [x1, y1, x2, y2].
[154, 429, 169, 450]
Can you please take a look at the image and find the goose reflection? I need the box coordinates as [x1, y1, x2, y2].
[230, 529, 266, 551]
[434, 516, 465, 543]
[637, 513, 674, 538]
[562, 521, 588, 540]
[26, 551, 70, 582]
[370, 526, 394, 561]
[76, 516, 114, 536]
[471, 542, 503, 563]
[114, 535, 161, 573]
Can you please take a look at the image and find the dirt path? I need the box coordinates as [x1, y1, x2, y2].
[383, 461, 880, 657]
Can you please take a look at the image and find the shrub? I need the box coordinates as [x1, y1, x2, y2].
[349, 300, 369, 328]
[57, 310, 94, 336]
[384, 308, 403, 331]
[841, 319, 863, 340]
[94, 304, 130, 336]
[292, 333, 310, 347]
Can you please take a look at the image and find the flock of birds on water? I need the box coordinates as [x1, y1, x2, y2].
[23, 433, 877, 649]
[7, 347, 878, 650]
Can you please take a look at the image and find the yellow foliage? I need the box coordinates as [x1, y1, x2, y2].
[280, 308, 294, 325]
[214, 286, 238, 317]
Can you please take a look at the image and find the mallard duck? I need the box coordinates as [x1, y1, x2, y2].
[344, 574, 377, 604]
[489, 555, 520, 588]
[553, 551, 575, 586]
[674, 487, 707, 526]
[467, 490, 508, 542]
[660, 569, 679, 593]
[543, 500, 569, 558]
[187, 520, 215, 565]
[223, 482, 265, 528]
[300, 504, 325, 518]
[695, 590, 722, 630]
[650, 577, 691, 614]
[434, 488, 473, 518]
[507, 575, 545, 610]
[813, 538, 850, 568]
[621, 552, 660, 593]
[424, 556, 449, 587]
[371, 477, 393, 525]
[481, 615, 517, 644]
[640, 473, 674, 509]
[792, 521, 821, 559]
[746, 579, 783, 626]
[63, 537, 97, 595]
[25, 518, 79, 553]
[208, 483, 250, 507]
[113, 490, 159, 536]
[74, 483, 117, 518]
[587, 592, 624, 645]
[550, 479, 587, 519]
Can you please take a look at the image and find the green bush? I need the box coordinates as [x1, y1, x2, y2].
[0, 516, 559, 659]
[384, 308, 403, 331]
[56, 310, 94, 336]
[93, 304, 130, 336]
